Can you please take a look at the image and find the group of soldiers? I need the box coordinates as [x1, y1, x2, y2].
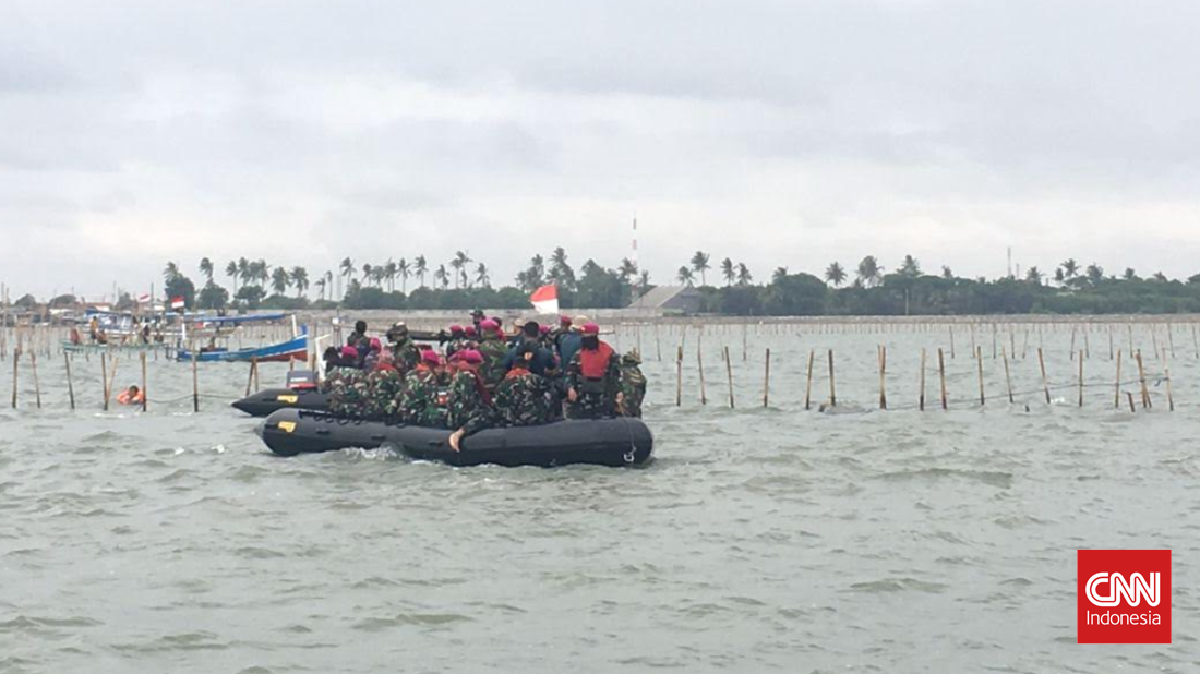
[323, 312, 647, 450]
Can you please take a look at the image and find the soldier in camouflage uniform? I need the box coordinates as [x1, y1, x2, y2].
[385, 322, 423, 377]
[447, 349, 495, 451]
[617, 350, 647, 418]
[476, 320, 509, 392]
[328, 368, 371, 418]
[564, 323, 622, 420]
[493, 343, 555, 426]
[395, 350, 445, 426]
[364, 354, 405, 421]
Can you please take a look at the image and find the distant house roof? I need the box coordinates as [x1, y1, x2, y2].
[626, 285, 703, 313]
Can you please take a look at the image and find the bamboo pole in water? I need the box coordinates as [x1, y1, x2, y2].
[975, 346, 985, 405]
[141, 351, 148, 412]
[919, 348, 926, 411]
[723, 345, 734, 409]
[31, 352, 40, 409]
[804, 349, 815, 411]
[10, 349, 17, 409]
[1084, 328, 1091, 360]
[937, 348, 947, 410]
[192, 350, 200, 413]
[1168, 323, 1176, 359]
[1108, 326, 1115, 360]
[246, 358, 257, 397]
[1069, 326, 1077, 360]
[64, 351, 75, 410]
[674, 346, 682, 407]
[1038, 348, 1050, 405]
[878, 345, 887, 410]
[100, 353, 109, 411]
[1136, 350, 1149, 409]
[1114, 349, 1122, 410]
[827, 349, 837, 408]
[697, 336, 707, 406]
[762, 348, 770, 408]
[1164, 354, 1175, 411]
[1002, 347, 1013, 404]
[1127, 391, 1136, 413]
[949, 327, 955, 359]
[105, 355, 120, 411]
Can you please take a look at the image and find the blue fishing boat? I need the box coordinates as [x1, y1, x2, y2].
[177, 327, 309, 363]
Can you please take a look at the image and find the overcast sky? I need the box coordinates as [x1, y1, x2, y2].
[3, 0, 1200, 299]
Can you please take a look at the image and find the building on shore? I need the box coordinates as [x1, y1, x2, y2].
[625, 286, 703, 316]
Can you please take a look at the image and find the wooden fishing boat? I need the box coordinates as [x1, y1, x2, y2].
[177, 327, 309, 363]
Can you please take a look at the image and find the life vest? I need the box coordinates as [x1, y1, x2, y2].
[504, 368, 531, 381]
[117, 390, 145, 405]
[578, 342, 615, 379]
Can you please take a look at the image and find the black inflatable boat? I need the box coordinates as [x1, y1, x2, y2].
[232, 387, 331, 417]
[260, 408, 653, 468]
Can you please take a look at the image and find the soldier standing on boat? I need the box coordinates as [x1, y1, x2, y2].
[564, 323, 622, 419]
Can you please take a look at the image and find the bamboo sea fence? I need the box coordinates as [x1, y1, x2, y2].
[1, 317, 1197, 414]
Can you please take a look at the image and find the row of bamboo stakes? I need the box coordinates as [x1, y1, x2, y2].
[670, 342, 1172, 412]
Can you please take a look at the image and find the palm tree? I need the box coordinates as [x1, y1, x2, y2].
[453, 251, 472, 288]
[1026, 266, 1043, 285]
[314, 276, 326, 300]
[238, 257, 253, 290]
[772, 266, 789, 284]
[1123, 267, 1137, 281]
[383, 258, 398, 291]
[414, 255, 428, 288]
[677, 266, 695, 286]
[270, 266, 291, 296]
[898, 254, 920, 276]
[163, 262, 180, 283]
[338, 255, 355, 295]
[736, 262, 752, 286]
[857, 256, 882, 287]
[825, 262, 846, 287]
[548, 247, 574, 289]
[434, 264, 449, 289]
[361, 263, 374, 286]
[225, 260, 239, 293]
[253, 259, 269, 287]
[290, 266, 309, 298]
[397, 258, 410, 293]
[199, 257, 214, 282]
[941, 265, 953, 280]
[638, 270, 651, 296]
[324, 270, 334, 301]
[721, 257, 735, 286]
[1086, 263, 1104, 286]
[1061, 258, 1080, 279]
[618, 258, 638, 283]
[690, 251, 711, 286]
[475, 263, 490, 288]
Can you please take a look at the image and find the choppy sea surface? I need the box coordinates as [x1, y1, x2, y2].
[2, 325, 1198, 673]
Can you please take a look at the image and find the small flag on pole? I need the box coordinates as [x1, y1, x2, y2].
[137, 293, 151, 304]
[529, 284, 559, 315]
[170, 296, 184, 310]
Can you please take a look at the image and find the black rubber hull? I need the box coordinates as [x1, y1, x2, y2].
[232, 388, 330, 417]
[261, 409, 653, 468]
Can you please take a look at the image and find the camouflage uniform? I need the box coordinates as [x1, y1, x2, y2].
[447, 371, 494, 435]
[477, 336, 509, 391]
[564, 343, 621, 419]
[329, 370, 371, 418]
[618, 352, 647, 418]
[365, 368, 405, 421]
[321, 366, 358, 394]
[396, 367, 440, 426]
[390, 337, 422, 377]
[493, 370, 555, 426]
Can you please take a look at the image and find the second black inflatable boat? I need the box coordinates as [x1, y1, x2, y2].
[232, 388, 331, 417]
[259, 408, 653, 468]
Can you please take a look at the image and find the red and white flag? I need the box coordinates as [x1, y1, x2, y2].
[529, 284, 559, 314]
[137, 293, 151, 304]
[170, 296, 184, 309]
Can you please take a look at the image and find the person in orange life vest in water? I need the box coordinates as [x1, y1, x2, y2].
[564, 323, 622, 419]
[117, 385, 145, 406]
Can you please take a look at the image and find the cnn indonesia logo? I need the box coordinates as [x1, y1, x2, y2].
[1077, 550, 1171, 644]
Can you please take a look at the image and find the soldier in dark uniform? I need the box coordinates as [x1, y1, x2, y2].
[494, 343, 555, 426]
[385, 322, 422, 376]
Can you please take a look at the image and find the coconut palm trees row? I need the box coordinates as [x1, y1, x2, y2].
[334, 253, 492, 297]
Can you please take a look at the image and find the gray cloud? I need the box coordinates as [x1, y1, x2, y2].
[4, 0, 1200, 297]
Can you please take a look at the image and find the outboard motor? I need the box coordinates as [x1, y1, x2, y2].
[286, 369, 318, 391]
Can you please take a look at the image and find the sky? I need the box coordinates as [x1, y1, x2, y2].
[3, 0, 1200, 300]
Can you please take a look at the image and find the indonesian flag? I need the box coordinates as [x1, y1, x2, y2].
[530, 284, 559, 314]
[137, 293, 151, 304]
[170, 296, 185, 309]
